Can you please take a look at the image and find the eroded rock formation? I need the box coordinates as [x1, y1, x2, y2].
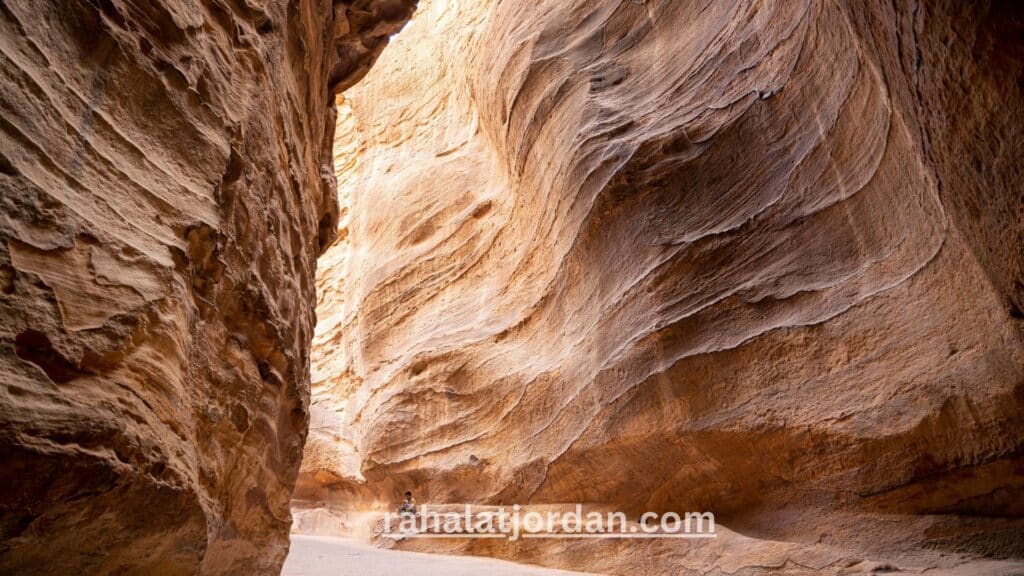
[0, 0, 413, 573]
[301, 0, 1023, 572]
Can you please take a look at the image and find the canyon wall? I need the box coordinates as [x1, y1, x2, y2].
[0, 0, 413, 573]
[302, 0, 1024, 572]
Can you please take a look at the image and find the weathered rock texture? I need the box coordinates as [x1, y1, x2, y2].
[0, 0, 413, 573]
[301, 0, 1024, 572]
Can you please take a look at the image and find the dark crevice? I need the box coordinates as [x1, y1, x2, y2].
[0, 152, 18, 176]
[0, 264, 15, 294]
[14, 330, 85, 384]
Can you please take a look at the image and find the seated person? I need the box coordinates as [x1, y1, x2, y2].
[398, 490, 417, 515]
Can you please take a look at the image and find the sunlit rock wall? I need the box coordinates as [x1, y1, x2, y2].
[305, 0, 1024, 569]
[0, 0, 414, 573]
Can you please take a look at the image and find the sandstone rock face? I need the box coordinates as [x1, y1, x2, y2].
[302, 0, 1023, 572]
[0, 0, 413, 573]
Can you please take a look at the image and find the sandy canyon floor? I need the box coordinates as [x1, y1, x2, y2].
[283, 535, 593, 576]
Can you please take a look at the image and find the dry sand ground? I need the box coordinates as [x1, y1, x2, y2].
[282, 535, 595, 576]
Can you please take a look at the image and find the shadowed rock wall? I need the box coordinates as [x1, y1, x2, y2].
[0, 0, 413, 573]
[302, 0, 1023, 571]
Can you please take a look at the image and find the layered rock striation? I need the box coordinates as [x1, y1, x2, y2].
[302, 0, 1023, 571]
[0, 0, 413, 573]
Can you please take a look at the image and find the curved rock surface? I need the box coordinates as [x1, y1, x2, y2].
[0, 0, 414, 573]
[302, 0, 1024, 572]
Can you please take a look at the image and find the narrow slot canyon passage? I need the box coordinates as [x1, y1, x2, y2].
[285, 0, 1024, 574]
[1, 0, 1023, 575]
